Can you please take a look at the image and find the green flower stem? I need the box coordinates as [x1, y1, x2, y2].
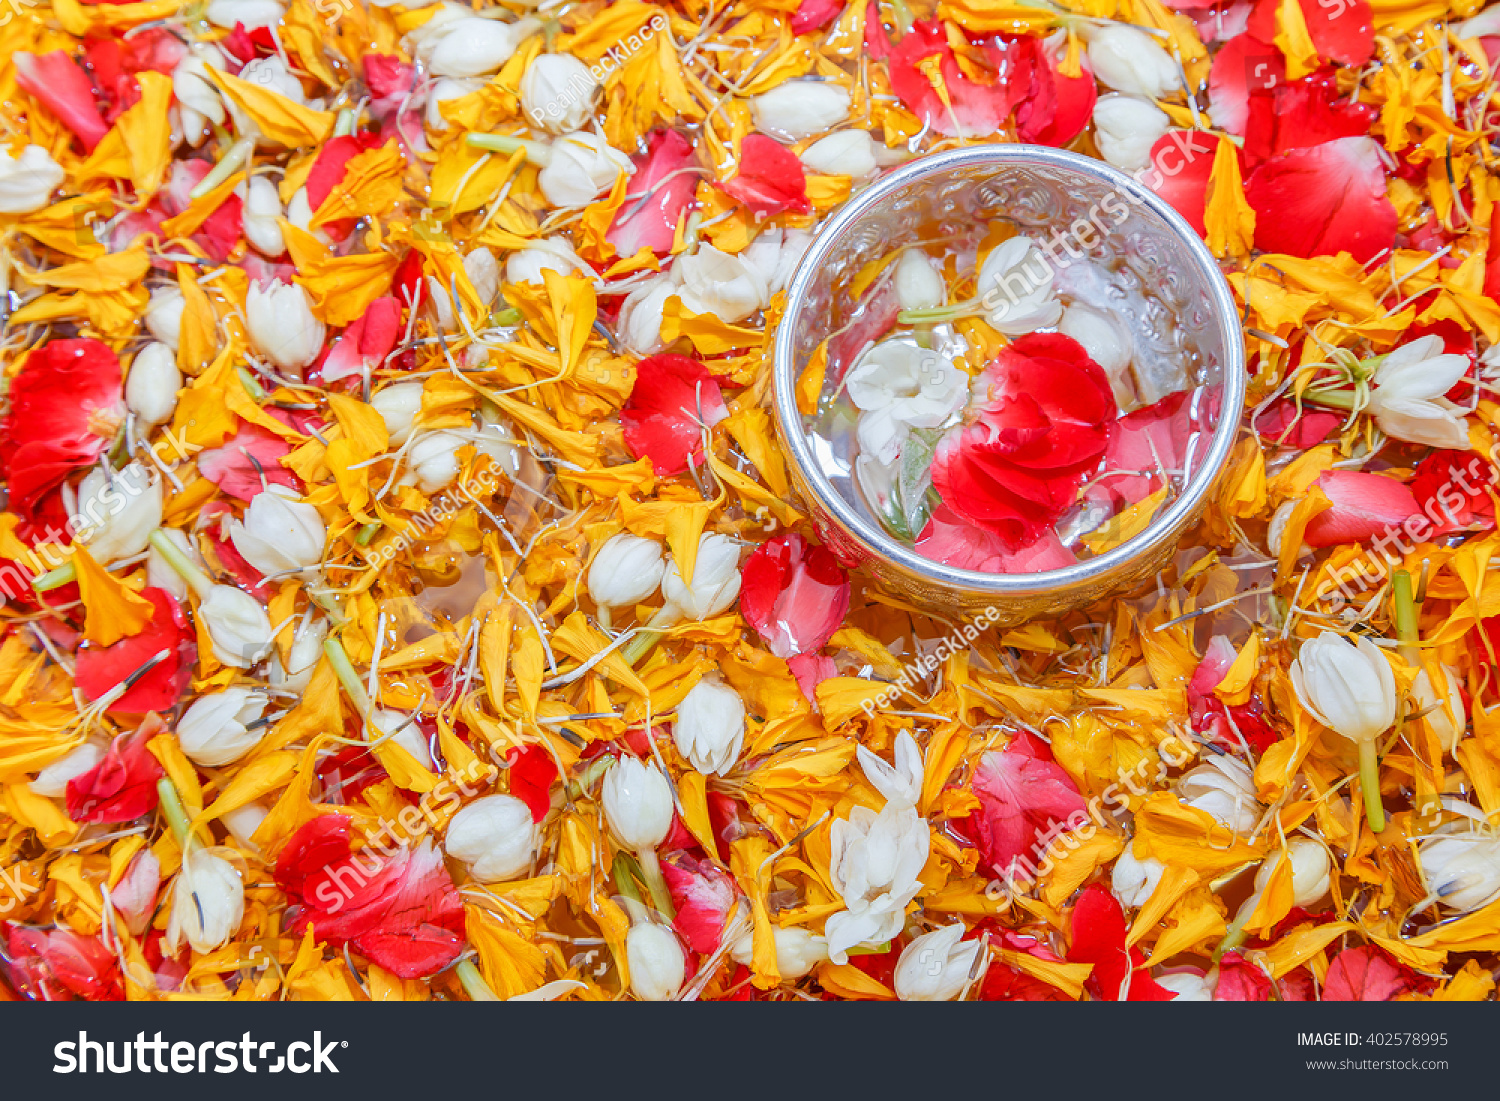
[565, 754, 615, 801]
[635, 847, 677, 921]
[1299, 387, 1358, 411]
[465, 132, 550, 165]
[897, 298, 979, 326]
[148, 528, 213, 600]
[322, 637, 373, 716]
[157, 777, 193, 851]
[611, 851, 646, 907]
[455, 959, 500, 1001]
[620, 605, 677, 667]
[355, 522, 382, 546]
[236, 366, 268, 401]
[1211, 902, 1253, 964]
[332, 108, 356, 138]
[190, 136, 255, 201]
[1359, 738, 1386, 834]
[1392, 569, 1419, 666]
[32, 561, 77, 592]
[492, 306, 522, 326]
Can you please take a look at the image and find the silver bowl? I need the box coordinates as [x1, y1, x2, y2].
[771, 144, 1245, 625]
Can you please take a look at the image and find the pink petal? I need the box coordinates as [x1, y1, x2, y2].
[721, 133, 810, 218]
[1302, 469, 1419, 548]
[607, 129, 697, 258]
[1144, 130, 1219, 237]
[1245, 136, 1397, 262]
[197, 422, 301, 501]
[15, 51, 109, 151]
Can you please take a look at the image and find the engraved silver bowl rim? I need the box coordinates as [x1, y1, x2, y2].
[771, 143, 1246, 600]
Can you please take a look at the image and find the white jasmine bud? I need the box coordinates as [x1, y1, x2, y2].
[1253, 838, 1331, 908]
[977, 236, 1062, 335]
[1111, 847, 1166, 908]
[1092, 94, 1171, 174]
[240, 175, 285, 256]
[172, 51, 227, 144]
[29, 741, 106, 797]
[404, 430, 469, 492]
[661, 533, 742, 621]
[729, 925, 828, 979]
[1412, 664, 1466, 753]
[425, 77, 482, 131]
[205, 0, 285, 31]
[146, 528, 196, 602]
[1087, 25, 1182, 98]
[126, 342, 181, 427]
[72, 463, 162, 564]
[370, 708, 435, 772]
[588, 533, 666, 611]
[894, 924, 984, 1001]
[245, 280, 325, 374]
[146, 286, 185, 350]
[521, 53, 599, 133]
[221, 802, 268, 852]
[617, 275, 675, 355]
[537, 131, 633, 208]
[428, 16, 541, 79]
[1059, 302, 1133, 379]
[269, 611, 327, 694]
[626, 922, 685, 1001]
[800, 130, 878, 178]
[673, 245, 770, 324]
[673, 676, 746, 776]
[751, 80, 852, 142]
[0, 145, 64, 214]
[167, 848, 245, 954]
[200, 585, 275, 668]
[894, 249, 944, 312]
[227, 488, 326, 578]
[445, 794, 538, 881]
[1290, 631, 1396, 745]
[602, 756, 674, 851]
[372, 382, 426, 447]
[505, 237, 590, 285]
[1177, 756, 1260, 834]
[177, 687, 269, 768]
[1417, 833, 1500, 912]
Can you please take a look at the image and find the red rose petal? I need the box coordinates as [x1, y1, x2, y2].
[65, 714, 167, 825]
[1065, 884, 1176, 1001]
[967, 731, 1087, 880]
[1245, 136, 1397, 262]
[722, 133, 811, 218]
[739, 532, 850, 659]
[619, 354, 731, 475]
[662, 854, 739, 954]
[607, 129, 698, 258]
[0, 338, 123, 520]
[197, 422, 302, 501]
[889, 20, 1014, 138]
[1303, 470, 1420, 548]
[1012, 35, 1096, 147]
[1144, 130, 1219, 236]
[73, 589, 195, 713]
[15, 50, 110, 151]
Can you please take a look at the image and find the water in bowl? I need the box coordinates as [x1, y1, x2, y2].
[803, 227, 1219, 573]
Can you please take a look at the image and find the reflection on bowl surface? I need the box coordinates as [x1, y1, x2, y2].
[772, 144, 1245, 624]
